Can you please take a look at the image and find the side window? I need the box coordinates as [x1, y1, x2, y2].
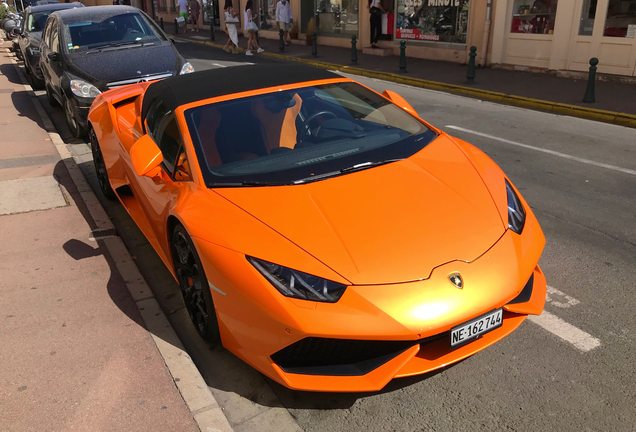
[145, 99, 170, 139]
[42, 21, 51, 46]
[155, 114, 183, 175]
[51, 28, 59, 52]
[144, 98, 190, 180]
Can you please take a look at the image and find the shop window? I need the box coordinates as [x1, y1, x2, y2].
[203, 0, 220, 26]
[259, 0, 278, 30]
[396, 0, 470, 44]
[579, 0, 597, 35]
[315, 0, 359, 36]
[603, 0, 636, 37]
[510, 0, 558, 34]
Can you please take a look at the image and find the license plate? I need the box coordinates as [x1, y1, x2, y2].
[451, 309, 503, 347]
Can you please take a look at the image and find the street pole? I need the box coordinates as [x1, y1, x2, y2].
[311, 32, 317, 58]
[466, 46, 477, 84]
[351, 35, 357, 65]
[582, 58, 599, 103]
[399, 40, 407, 73]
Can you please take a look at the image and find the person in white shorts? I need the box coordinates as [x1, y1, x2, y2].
[244, 0, 264, 55]
[275, 0, 293, 45]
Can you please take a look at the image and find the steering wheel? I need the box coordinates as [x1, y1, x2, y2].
[300, 111, 337, 140]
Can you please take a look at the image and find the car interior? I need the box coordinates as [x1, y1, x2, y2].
[188, 84, 424, 173]
[66, 14, 157, 50]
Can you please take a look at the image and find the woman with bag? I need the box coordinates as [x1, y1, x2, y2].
[223, 0, 240, 54]
[244, 0, 264, 55]
[367, 0, 387, 48]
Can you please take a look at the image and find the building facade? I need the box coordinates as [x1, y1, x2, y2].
[209, 0, 494, 64]
[490, 0, 636, 76]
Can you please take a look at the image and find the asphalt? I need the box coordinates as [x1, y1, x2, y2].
[4, 35, 635, 432]
[171, 29, 636, 117]
[0, 41, 201, 431]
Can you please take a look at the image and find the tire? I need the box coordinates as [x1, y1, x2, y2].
[171, 224, 222, 343]
[89, 128, 117, 201]
[63, 95, 86, 139]
[46, 85, 59, 107]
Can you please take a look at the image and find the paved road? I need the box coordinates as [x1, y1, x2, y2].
[24, 40, 636, 432]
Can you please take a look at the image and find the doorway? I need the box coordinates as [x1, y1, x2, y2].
[567, 0, 636, 76]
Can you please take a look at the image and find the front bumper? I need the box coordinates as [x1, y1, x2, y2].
[68, 96, 93, 129]
[195, 205, 546, 392]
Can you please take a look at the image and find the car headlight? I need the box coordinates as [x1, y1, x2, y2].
[506, 179, 526, 234]
[70, 79, 101, 98]
[248, 256, 347, 303]
[180, 62, 194, 74]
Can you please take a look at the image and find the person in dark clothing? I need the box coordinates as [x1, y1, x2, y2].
[367, 0, 387, 47]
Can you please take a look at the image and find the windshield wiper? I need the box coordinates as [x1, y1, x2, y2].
[293, 159, 405, 185]
[339, 159, 405, 173]
[208, 181, 289, 188]
[88, 41, 149, 52]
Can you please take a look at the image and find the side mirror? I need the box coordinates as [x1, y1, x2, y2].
[47, 51, 59, 62]
[382, 90, 417, 116]
[131, 134, 163, 178]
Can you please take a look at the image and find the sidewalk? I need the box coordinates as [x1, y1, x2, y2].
[0, 41, 201, 431]
[173, 28, 636, 118]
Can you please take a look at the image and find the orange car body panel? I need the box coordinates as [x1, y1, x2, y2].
[87, 75, 547, 392]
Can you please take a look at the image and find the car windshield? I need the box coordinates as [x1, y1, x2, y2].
[28, 11, 52, 32]
[185, 82, 437, 186]
[62, 12, 164, 53]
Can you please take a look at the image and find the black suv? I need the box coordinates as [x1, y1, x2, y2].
[17, 2, 84, 89]
[39, 5, 193, 138]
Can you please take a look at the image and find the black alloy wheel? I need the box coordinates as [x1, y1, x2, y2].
[45, 85, 59, 107]
[171, 225, 221, 343]
[63, 95, 86, 139]
[89, 128, 117, 200]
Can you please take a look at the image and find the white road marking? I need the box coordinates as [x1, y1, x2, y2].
[212, 63, 227, 68]
[529, 311, 601, 352]
[445, 125, 636, 176]
[546, 285, 580, 309]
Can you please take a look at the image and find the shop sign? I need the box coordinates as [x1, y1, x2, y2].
[427, 0, 461, 5]
[396, 29, 441, 41]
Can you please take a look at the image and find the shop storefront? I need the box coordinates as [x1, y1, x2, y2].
[395, 0, 470, 44]
[215, 0, 489, 63]
[491, 0, 636, 76]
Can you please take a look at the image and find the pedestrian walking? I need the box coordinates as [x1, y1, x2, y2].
[189, 0, 201, 32]
[178, 0, 189, 33]
[244, 0, 264, 55]
[275, 0, 293, 45]
[222, 0, 240, 54]
[367, 0, 387, 48]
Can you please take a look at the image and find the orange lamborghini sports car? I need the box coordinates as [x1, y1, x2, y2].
[88, 64, 546, 392]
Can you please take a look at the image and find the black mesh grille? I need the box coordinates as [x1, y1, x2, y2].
[271, 333, 447, 376]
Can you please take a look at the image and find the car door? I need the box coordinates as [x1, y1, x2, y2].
[17, 10, 30, 58]
[46, 21, 64, 100]
[133, 99, 195, 265]
[39, 18, 52, 83]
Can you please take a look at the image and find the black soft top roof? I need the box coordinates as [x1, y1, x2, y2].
[141, 63, 340, 119]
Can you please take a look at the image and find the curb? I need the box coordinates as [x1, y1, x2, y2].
[5, 45, 233, 432]
[175, 36, 636, 129]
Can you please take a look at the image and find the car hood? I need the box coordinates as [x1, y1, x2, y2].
[67, 44, 178, 89]
[216, 135, 507, 285]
